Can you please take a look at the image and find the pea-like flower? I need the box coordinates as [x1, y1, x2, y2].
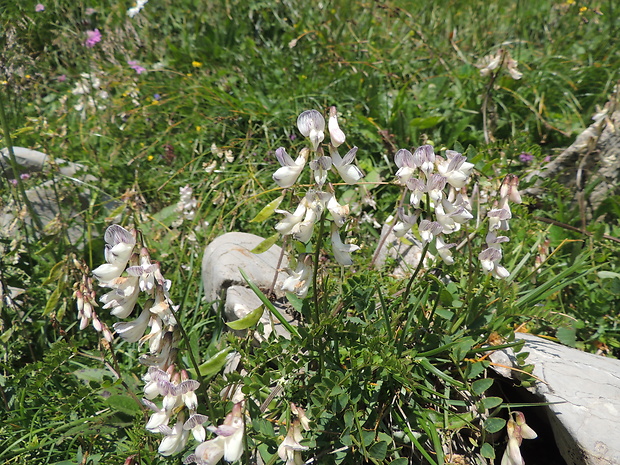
[330, 223, 360, 266]
[92, 225, 136, 284]
[329, 145, 364, 184]
[297, 110, 325, 151]
[281, 256, 312, 298]
[278, 420, 309, 465]
[273, 147, 309, 188]
[412, 145, 436, 176]
[501, 411, 537, 465]
[436, 150, 474, 189]
[394, 148, 416, 185]
[328, 106, 346, 147]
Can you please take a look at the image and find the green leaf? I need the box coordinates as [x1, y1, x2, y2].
[484, 417, 506, 434]
[250, 195, 284, 222]
[480, 442, 496, 459]
[556, 326, 576, 347]
[43, 287, 62, 316]
[481, 396, 503, 410]
[42, 259, 67, 285]
[106, 395, 141, 416]
[472, 378, 494, 395]
[390, 459, 409, 465]
[195, 347, 232, 377]
[226, 305, 264, 330]
[250, 233, 280, 254]
[368, 441, 388, 461]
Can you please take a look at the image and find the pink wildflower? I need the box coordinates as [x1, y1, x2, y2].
[84, 29, 102, 48]
[35, 4, 45, 12]
[128, 60, 147, 75]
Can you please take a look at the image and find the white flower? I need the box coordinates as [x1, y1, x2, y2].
[281, 257, 312, 298]
[100, 276, 140, 318]
[479, 247, 509, 279]
[127, 0, 148, 17]
[184, 413, 209, 443]
[324, 193, 349, 227]
[309, 154, 332, 188]
[394, 148, 416, 184]
[187, 436, 225, 465]
[488, 206, 512, 231]
[208, 402, 245, 462]
[142, 398, 173, 433]
[113, 303, 152, 342]
[330, 223, 360, 266]
[278, 420, 308, 465]
[418, 219, 443, 244]
[328, 106, 346, 147]
[412, 145, 435, 175]
[273, 147, 308, 188]
[297, 110, 325, 151]
[275, 201, 307, 236]
[500, 174, 522, 204]
[158, 413, 190, 457]
[426, 173, 447, 204]
[329, 145, 364, 184]
[436, 150, 474, 189]
[406, 177, 426, 207]
[392, 207, 419, 238]
[501, 412, 537, 465]
[435, 235, 455, 265]
[92, 225, 136, 284]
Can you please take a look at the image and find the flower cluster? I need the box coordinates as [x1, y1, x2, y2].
[85, 224, 251, 462]
[477, 48, 523, 80]
[184, 402, 245, 465]
[73, 259, 113, 342]
[272, 107, 364, 295]
[89, 224, 205, 455]
[176, 185, 198, 222]
[277, 403, 310, 465]
[501, 411, 537, 465]
[479, 174, 521, 278]
[392, 145, 475, 266]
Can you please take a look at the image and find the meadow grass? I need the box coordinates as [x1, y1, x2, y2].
[1, 0, 619, 464]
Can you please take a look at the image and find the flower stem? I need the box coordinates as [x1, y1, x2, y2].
[312, 211, 326, 326]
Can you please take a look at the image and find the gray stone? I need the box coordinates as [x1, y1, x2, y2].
[490, 333, 620, 465]
[201, 232, 294, 340]
[201, 232, 288, 303]
[1, 146, 91, 179]
[1, 146, 116, 243]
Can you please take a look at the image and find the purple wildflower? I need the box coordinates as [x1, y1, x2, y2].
[519, 152, 534, 163]
[57, 74, 66, 82]
[289, 133, 297, 141]
[153, 94, 161, 101]
[20, 173, 31, 180]
[84, 29, 102, 48]
[35, 4, 45, 12]
[128, 60, 147, 75]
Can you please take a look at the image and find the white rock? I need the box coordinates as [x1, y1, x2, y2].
[490, 332, 620, 465]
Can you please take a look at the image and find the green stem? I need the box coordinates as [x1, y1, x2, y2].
[402, 240, 430, 307]
[312, 211, 326, 325]
[0, 88, 43, 232]
[174, 311, 217, 420]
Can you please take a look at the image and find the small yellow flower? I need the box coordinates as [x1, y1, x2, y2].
[579, 6, 587, 12]
[186, 73, 192, 77]
[25, 75, 31, 79]
[1, 80, 8, 85]
[195, 126, 201, 132]
[147, 155, 154, 161]
[192, 61, 202, 68]
[151, 99, 159, 105]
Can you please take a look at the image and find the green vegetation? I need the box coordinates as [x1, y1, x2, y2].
[1, 1, 619, 464]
